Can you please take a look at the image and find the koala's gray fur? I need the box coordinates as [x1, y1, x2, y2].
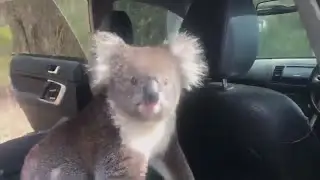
[21, 95, 148, 180]
[21, 31, 208, 180]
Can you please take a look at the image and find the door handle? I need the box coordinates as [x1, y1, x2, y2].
[39, 80, 66, 105]
[47, 65, 60, 74]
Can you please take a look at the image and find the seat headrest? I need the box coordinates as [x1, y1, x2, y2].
[180, 0, 259, 80]
[100, 11, 133, 44]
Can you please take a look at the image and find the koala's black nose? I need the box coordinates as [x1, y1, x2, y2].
[143, 80, 159, 104]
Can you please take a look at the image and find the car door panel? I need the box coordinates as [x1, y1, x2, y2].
[9, 54, 93, 131]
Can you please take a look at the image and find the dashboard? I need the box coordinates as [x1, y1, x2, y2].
[229, 58, 317, 117]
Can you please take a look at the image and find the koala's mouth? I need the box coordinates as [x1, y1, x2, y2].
[137, 101, 161, 116]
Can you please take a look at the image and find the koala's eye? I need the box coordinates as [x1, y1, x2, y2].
[130, 76, 138, 85]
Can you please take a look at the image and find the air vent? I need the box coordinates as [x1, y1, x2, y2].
[272, 65, 285, 81]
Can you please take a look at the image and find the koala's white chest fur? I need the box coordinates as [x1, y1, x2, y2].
[113, 114, 176, 159]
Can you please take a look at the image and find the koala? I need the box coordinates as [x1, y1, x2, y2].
[21, 31, 208, 180]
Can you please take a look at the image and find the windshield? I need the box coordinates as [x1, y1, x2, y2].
[254, 0, 315, 59]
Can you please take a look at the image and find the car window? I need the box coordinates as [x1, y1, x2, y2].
[1, 0, 88, 60]
[113, 0, 181, 46]
[54, 0, 91, 58]
[253, 0, 315, 59]
[0, 1, 32, 143]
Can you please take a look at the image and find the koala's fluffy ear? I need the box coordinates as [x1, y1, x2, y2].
[90, 31, 126, 91]
[166, 32, 208, 91]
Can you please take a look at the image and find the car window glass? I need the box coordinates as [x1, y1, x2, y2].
[166, 10, 184, 41]
[113, 0, 170, 46]
[2, 0, 87, 60]
[253, 0, 315, 58]
[54, 0, 91, 58]
[0, 1, 32, 143]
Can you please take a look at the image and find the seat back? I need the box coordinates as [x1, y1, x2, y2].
[180, 0, 258, 81]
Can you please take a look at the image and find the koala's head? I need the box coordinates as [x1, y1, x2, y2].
[90, 31, 208, 122]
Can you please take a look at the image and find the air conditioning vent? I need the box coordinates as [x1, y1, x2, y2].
[272, 65, 284, 81]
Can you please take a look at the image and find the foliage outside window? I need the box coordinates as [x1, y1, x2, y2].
[0, 1, 33, 143]
[0, 24, 11, 86]
[2, 0, 87, 60]
[254, 0, 315, 58]
[54, 0, 91, 58]
[114, 0, 169, 46]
